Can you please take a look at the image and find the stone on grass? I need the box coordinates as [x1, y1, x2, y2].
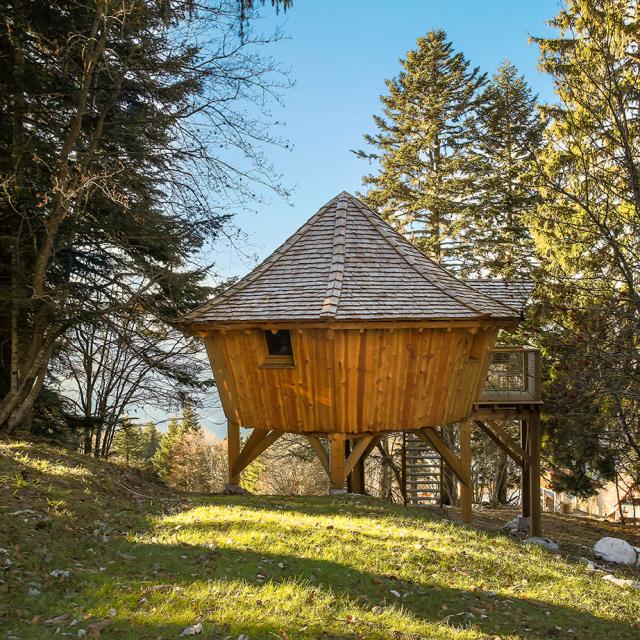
[180, 623, 203, 636]
[593, 537, 637, 566]
[524, 537, 559, 552]
[602, 574, 640, 589]
[503, 518, 519, 531]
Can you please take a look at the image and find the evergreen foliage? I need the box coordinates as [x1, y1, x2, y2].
[456, 61, 543, 278]
[531, 0, 640, 495]
[355, 30, 486, 265]
[0, 0, 288, 432]
[141, 421, 161, 460]
[152, 416, 181, 481]
[112, 416, 144, 464]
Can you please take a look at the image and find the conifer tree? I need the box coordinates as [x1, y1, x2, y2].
[531, 0, 640, 495]
[112, 417, 144, 464]
[141, 421, 161, 461]
[456, 61, 543, 277]
[152, 416, 180, 480]
[355, 30, 486, 264]
[0, 1, 289, 432]
[180, 405, 203, 435]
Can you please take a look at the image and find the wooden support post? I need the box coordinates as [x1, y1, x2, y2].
[227, 419, 241, 486]
[346, 437, 372, 494]
[520, 419, 531, 524]
[344, 435, 375, 477]
[329, 434, 346, 493]
[528, 410, 542, 537]
[459, 420, 473, 524]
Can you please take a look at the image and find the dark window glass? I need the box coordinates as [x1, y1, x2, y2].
[265, 330, 293, 356]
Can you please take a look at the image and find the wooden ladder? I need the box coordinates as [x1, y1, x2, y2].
[403, 431, 441, 507]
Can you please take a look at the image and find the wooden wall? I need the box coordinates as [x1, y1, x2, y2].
[204, 325, 498, 434]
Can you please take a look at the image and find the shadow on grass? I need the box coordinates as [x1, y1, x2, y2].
[3, 481, 639, 639]
[66, 496, 640, 640]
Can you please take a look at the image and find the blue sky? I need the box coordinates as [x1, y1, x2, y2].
[213, 0, 560, 280]
[186, 0, 562, 437]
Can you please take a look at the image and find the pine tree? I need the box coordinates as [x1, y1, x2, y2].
[180, 404, 203, 435]
[0, 1, 288, 432]
[141, 421, 161, 461]
[531, 0, 640, 495]
[456, 61, 543, 277]
[112, 417, 144, 464]
[152, 416, 180, 480]
[356, 30, 486, 265]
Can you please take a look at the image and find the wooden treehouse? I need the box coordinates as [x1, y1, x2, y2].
[182, 192, 543, 534]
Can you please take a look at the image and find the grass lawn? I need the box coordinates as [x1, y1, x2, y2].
[1, 441, 639, 639]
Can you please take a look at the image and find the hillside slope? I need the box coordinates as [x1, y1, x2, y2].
[1, 441, 639, 640]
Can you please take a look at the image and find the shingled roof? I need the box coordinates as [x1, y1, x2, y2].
[183, 192, 526, 325]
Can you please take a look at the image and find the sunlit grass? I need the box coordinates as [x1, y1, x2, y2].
[1, 443, 639, 639]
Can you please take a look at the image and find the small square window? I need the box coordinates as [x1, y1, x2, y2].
[261, 330, 295, 367]
[265, 330, 293, 356]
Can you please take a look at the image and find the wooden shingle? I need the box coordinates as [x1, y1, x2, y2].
[182, 192, 526, 324]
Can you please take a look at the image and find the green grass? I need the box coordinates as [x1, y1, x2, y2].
[1, 441, 639, 639]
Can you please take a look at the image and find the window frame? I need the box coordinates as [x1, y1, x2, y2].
[260, 329, 295, 368]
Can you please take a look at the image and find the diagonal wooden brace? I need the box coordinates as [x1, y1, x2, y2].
[416, 428, 470, 488]
[344, 435, 375, 477]
[306, 435, 330, 475]
[473, 419, 528, 467]
[232, 428, 283, 476]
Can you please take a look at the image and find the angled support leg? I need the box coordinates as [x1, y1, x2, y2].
[416, 428, 470, 488]
[231, 428, 283, 478]
[306, 435, 330, 476]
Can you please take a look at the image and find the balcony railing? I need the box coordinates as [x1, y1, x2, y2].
[479, 347, 541, 403]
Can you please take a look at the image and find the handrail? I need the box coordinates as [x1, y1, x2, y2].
[479, 346, 541, 403]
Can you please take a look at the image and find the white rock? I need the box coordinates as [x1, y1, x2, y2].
[524, 537, 559, 552]
[180, 623, 203, 636]
[504, 518, 519, 531]
[593, 537, 637, 566]
[602, 574, 640, 589]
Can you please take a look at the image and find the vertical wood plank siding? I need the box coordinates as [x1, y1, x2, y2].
[205, 326, 496, 433]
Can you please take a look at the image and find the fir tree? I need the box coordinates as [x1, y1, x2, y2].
[0, 1, 289, 432]
[141, 421, 161, 461]
[355, 30, 486, 265]
[180, 405, 203, 435]
[531, 0, 640, 495]
[456, 61, 543, 278]
[152, 416, 180, 480]
[112, 417, 144, 464]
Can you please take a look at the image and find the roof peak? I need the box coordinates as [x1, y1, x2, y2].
[183, 191, 524, 324]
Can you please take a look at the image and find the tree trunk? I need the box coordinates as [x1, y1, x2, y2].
[492, 449, 508, 505]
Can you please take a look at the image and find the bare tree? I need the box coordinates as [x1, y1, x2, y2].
[53, 311, 211, 457]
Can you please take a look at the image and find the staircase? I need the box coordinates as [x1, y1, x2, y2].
[403, 432, 442, 507]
